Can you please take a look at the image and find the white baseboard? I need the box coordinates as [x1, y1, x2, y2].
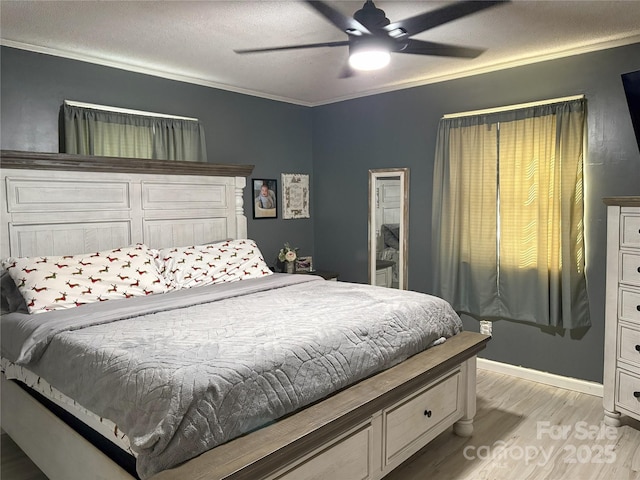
[477, 358, 603, 397]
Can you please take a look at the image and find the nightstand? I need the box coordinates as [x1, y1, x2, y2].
[297, 270, 339, 281]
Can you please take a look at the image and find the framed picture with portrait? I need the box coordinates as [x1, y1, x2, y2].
[252, 178, 277, 219]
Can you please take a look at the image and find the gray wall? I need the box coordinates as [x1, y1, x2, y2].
[312, 42, 640, 383]
[0, 46, 314, 264]
[2, 43, 640, 383]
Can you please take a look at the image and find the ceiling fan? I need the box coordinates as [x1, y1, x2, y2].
[235, 0, 508, 76]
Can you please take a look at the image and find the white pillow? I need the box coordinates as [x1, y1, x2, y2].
[1, 244, 167, 314]
[156, 239, 272, 290]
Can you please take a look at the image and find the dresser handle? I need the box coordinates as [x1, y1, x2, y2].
[636, 344, 640, 352]
[424, 409, 432, 418]
[637, 305, 640, 312]
[634, 392, 640, 398]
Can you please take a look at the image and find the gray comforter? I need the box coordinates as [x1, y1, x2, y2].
[1, 274, 462, 479]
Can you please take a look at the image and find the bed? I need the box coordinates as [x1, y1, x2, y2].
[0, 150, 489, 480]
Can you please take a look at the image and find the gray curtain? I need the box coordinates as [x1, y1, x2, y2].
[64, 104, 207, 162]
[432, 99, 590, 329]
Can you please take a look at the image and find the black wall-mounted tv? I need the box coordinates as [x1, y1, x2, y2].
[621, 69, 640, 155]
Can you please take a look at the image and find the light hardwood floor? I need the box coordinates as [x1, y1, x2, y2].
[1, 434, 48, 480]
[2, 368, 640, 480]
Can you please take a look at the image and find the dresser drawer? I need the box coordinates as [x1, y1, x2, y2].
[385, 370, 461, 464]
[621, 214, 640, 248]
[621, 252, 640, 286]
[274, 423, 372, 480]
[620, 288, 640, 324]
[619, 324, 640, 368]
[616, 370, 640, 417]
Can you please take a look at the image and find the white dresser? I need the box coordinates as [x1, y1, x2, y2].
[603, 196, 640, 426]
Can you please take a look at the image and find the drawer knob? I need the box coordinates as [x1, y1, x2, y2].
[637, 305, 640, 312]
[634, 392, 640, 399]
[424, 409, 432, 418]
[636, 345, 640, 352]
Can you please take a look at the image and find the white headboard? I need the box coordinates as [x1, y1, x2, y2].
[1, 151, 254, 258]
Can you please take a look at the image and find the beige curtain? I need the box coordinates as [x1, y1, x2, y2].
[432, 99, 590, 329]
[432, 116, 499, 316]
[64, 104, 207, 162]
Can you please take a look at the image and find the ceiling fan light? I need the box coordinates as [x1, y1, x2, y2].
[349, 49, 391, 71]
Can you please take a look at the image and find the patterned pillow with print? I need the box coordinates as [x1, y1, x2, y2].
[155, 239, 272, 290]
[1, 244, 167, 314]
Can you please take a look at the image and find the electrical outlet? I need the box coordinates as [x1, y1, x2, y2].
[479, 320, 492, 336]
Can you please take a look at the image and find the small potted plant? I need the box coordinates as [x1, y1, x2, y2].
[278, 243, 298, 273]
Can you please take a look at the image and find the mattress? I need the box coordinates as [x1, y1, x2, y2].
[1, 274, 463, 479]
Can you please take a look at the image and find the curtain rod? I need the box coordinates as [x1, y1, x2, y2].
[64, 100, 198, 121]
[442, 94, 585, 119]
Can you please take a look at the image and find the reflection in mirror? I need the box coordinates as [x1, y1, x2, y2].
[369, 168, 409, 289]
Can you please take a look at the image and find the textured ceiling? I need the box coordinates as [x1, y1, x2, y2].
[1, 0, 640, 106]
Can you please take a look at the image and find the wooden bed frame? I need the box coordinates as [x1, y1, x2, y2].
[0, 150, 489, 480]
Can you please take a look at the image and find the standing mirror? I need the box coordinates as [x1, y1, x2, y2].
[369, 168, 409, 289]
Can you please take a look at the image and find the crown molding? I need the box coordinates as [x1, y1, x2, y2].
[0, 39, 314, 107]
[3, 35, 640, 108]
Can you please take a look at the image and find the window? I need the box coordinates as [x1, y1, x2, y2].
[431, 97, 589, 329]
[63, 101, 207, 162]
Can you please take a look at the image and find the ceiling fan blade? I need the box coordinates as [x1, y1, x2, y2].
[399, 39, 484, 58]
[304, 0, 371, 36]
[235, 40, 349, 54]
[384, 0, 507, 38]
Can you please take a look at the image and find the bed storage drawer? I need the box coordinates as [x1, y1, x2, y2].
[273, 422, 373, 480]
[384, 369, 462, 465]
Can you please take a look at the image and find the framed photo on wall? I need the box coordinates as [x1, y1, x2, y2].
[252, 178, 277, 219]
[282, 173, 310, 219]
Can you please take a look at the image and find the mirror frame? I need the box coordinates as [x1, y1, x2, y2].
[368, 168, 409, 290]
